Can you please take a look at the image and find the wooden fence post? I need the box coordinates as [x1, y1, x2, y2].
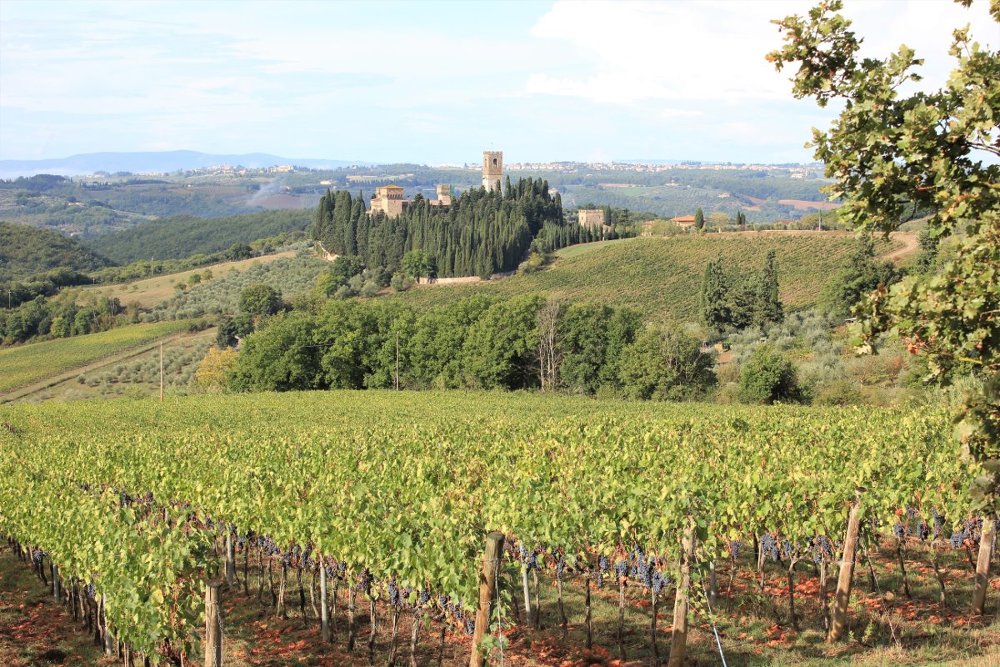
[470, 532, 505, 667]
[225, 532, 236, 588]
[668, 519, 696, 667]
[829, 498, 863, 641]
[972, 517, 996, 616]
[205, 579, 223, 667]
[320, 560, 330, 643]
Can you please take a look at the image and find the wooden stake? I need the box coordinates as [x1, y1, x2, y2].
[204, 579, 223, 667]
[470, 531, 505, 667]
[668, 520, 696, 667]
[829, 499, 862, 642]
[225, 532, 236, 588]
[972, 517, 996, 616]
[320, 562, 330, 643]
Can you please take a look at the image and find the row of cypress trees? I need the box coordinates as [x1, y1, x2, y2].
[311, 179, 573, 279]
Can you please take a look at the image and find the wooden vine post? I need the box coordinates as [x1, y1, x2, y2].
[972, 517, 997, 616]
[204, 579, 223, 667]
[470, 531, 505, 667]
[319, 559, 331, 643]
[225, 532, 236, 588]
[829, 496, 863, 642]
[667, 518, 696, 667]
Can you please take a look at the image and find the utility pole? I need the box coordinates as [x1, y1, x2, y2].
[159, 342, 164, 402]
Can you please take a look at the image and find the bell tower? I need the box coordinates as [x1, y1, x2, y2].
[482, 151, 503, 192]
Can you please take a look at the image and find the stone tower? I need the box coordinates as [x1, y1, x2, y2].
[482, 151, 503, 192]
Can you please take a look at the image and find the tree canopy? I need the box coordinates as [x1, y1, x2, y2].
[769, 0, 999, 502]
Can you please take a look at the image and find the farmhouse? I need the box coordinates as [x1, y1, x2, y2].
[578, 208, 608, 227]
[671, 215, 697, 230]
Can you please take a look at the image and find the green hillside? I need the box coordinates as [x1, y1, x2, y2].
[391, 232, 897, 323]
[88, 209, 312, 263]
[0, 221, 111, 281]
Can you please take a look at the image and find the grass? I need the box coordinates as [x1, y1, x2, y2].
[23, 328, 215, 403]
[0, 320, 194, 393]
[392, 234, 901, 324]
[78, 250, 297, 309]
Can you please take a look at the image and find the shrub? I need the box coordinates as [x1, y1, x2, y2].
[618, 327, 716, 400]
[738, 345, 801, 404]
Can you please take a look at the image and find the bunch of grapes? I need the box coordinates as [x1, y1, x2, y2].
[464, 618, 475, 635]
[918, 522, 930, 540]
[418, 588, 431, 606]
[812, 536, 834, 563]
[651, 570, 668, 596]
[32, 549, 44, 565]
[932, 509, 945, 539]
[85, 583, 96, 599]
[760, 534, 779, 561]
[596, 555, 609, 588]
[388, 579, 401, 608]
[520, 545, 538, 571]
[729, 540, 742, 559]
[614, 559, 628, 582]
[892, 523, 906, 541]
[356, 569, 372, 594]
[555, 556, 566, 579]
[949, 529, 966, 549]
[780, 540, 794, 561]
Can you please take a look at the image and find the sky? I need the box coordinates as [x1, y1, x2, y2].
[0, 0, 996, 165]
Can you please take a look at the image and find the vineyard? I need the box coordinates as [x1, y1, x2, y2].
[391, 234, 902, 324]
[0, 320, 196, 394]
[0, 391, 996, 665]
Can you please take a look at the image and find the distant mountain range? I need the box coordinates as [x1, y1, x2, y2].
[0, 151, 365, 178]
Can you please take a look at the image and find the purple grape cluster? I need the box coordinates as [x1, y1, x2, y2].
[760, 534, 779, 561]
[729, 540, 742, 559]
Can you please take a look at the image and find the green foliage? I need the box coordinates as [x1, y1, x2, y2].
[557, 304, 641, 394]
[0, 221, 110, 282]
[700, 251, 785, 331]
[238, 283, 283, 318]
[0, 389, 973, 654]
[227, 311, 321, 391]
[820, 235, 900, 318]
[738, 345, 802, 404]
[618, 327, 716, 400]
[312, 179, 562, 279]
[87, 210, 311, 263]
[461, 296, 544, 389]
[402, 249, 436, 281]
[770, 0, 1000, 502]
[694, 208, 705, 230]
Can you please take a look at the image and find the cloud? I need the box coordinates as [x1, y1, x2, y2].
[524, 0, 998, 105]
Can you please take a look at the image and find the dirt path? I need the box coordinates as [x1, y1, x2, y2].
[0, 329, 209, 404]
[882, 230, 921, 262]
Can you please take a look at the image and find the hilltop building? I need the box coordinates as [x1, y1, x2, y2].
[369, 183, 455, 217]
[431, 184, 453, 206]
[578, 208, 608, 227]
[369, 185, 407, 217]
[483, 151, 503, 191]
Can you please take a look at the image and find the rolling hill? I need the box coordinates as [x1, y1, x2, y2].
[0, 221, 111, 281]
[87, 209, 312, 263]
[389, 232, 905, 324]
